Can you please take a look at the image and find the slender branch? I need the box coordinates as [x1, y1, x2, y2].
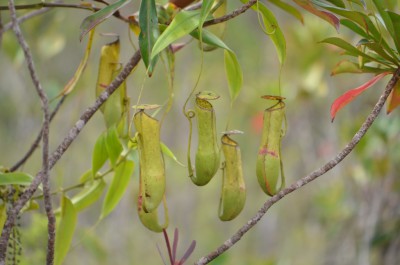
[184, 1, 203, 11]
[0, 2, 129, 23]
[9, 96, 67, 172]
[7, 1, 54, 265]
[195, 68, 400, 265]
[0, 2, 88, 10]
[0, 49, 142, 263]
[0, 2, 57, 36]
[203, 0, 257, 27]
[0, 12, 3, 48]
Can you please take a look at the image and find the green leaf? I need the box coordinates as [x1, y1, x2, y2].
[324, 0, 345, 8]
[54, 29, 95, 98]
[151, 10, 200, 60]
[105, 126, 123, 168]
[191, 29, 231, 51]
[313, 2, 389, 47]
[388, 11, 400, 54]
[80, 0, 131, 40]
[242, 0, 286, 65]
[161, 142, 185, 167]
[198, 0, 214, 37]
[340, 19, 368, 39]
[361, 40, 398, 65]
[268, 0, 304, 23]
[54, 196, 77, 265]
[0, 172, 33, 186]
[321, 37, 392, 66]
[331, 60, 391, 75]
[224, 50, 243, 102]
[199, 0, 214, 29]
[100, 160, 134, 219]
[138, 0, 160, 76]
[191, 29, 243, 102]
[72, 179, 107, 212]
[92, 132, 108, 176]
[372, 0, 395, 44]
[80, 170, 94, 184]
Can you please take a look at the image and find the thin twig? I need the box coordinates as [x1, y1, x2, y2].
[184, 1, 203, 11]
[9, 96, 66, 172]
[195, 68, 400, 265]
[0, 50, 142, 263]
[0, 12, 3, 48]
[0, 2, 129, 23]
[0, 3, 55, 36]
[7, 1, 54, 265]
[203, 0, 258, 27]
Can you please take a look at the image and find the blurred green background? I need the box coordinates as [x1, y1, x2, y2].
[1, 1, 400, 264]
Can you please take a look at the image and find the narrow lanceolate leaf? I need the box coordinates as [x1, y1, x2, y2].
[268, 0, 304, 23]
[292, 0, 339, 31]
[224, 50, 243, 102]
[92, 132, 108, 176]
[0, 172, 33, 186]
[387, 79, 400, 114]
[321, 37, 392, 66]
[372, 0, 396, 48]
[55, 29, 95, 98]
[72, 179, 107, 212]
[199, 0, 214, 40]
[105, 126, 123, 168]
[331, 60, 390, 75]
[199, 0, 214, 31]
[100, 160, 134, 219]
[202, 0, 227, 51]
[54, 196, 77, 265]
[387, 11, 400, 55]
[151, 10, 200, 59]
[161, 142, 185, 167]
[242, 0, 286, 65]
[80, 0, 131, 40]
[323, 0, 345, 8]
[330, 72, 390, 121]
[139, 0, 160, 76]
[191, 29, 243, 102]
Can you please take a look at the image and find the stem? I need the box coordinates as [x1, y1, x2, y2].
[6, 1, 54, 264]
[0, 2, 95, 11]
[203, 0, 258, 27]
[0, 2, 129, 23]
[0, 50, 142, 263]
[195, 68, 400, 265]
[0, 1, 58, 36]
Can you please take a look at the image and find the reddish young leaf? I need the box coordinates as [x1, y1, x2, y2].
[293, 0, 339, 31]
[387, 79, 400, 114]
[330, 72, 390, 121]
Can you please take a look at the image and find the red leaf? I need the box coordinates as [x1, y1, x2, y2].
[387, 79, 400, 114]
[330, 72, 390, 122]
[293, 0, 339, 31]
